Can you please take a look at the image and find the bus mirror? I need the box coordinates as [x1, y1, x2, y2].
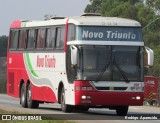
[145, 47, 154, 66]
[70, 45, 78, 67]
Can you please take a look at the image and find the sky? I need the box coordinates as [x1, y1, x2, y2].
[0, 0, 89, 36]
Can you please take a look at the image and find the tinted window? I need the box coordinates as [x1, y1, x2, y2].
[18, 30, 27, 49]
[36, 29, 45, 49]
[10, 30, 19, 49]
[46, 28, 56, 49]
[68, 24, 75, 41]
[56, 27, 65, 49]
[27, 29, 36, 49]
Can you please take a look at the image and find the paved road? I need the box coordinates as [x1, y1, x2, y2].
[0, 94, 159, 122]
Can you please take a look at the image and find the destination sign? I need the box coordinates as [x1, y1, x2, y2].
[78, 26, 142, 41]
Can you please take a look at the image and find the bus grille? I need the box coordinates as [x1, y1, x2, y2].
[95, 87, 127, 91]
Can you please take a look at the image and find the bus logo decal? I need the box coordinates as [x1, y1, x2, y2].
[37, 55, 56, 68]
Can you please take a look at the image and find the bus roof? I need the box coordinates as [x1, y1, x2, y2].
[69, 16, 141, 27]
[10, 15, 141, 29]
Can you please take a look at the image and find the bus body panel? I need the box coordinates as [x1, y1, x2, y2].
[7, 15, 147, 114]
[7, 52, 27, 98]
[7, 52, 75, 104]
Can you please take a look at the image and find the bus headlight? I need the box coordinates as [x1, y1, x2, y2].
[81, 95, 91, 100]
[131, 96, 141, 100]
[82, 95, 86, 99]
[136, 96, 141, 100]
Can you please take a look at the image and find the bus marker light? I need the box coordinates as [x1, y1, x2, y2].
[76, 86, 80, 91]
[82, 87, 87, 90]
[87, 96, 91, 99]
[131, 97, 136, 100]
[87, 87, 92, 91]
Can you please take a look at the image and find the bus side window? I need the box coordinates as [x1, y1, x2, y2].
[46, 28, 56, 49]
[27, 29, 36, 49]
[36, 28, 45, 49]
[68, 24, 75, 41]
[18, 30, 27, 50]
[9, 30, 19, 50]
[56, 27, 65, 49]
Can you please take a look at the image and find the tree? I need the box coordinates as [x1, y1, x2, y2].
[146, 0, 160, 14]
[84, 0, 102, 13]
[0, 35, 8, 57]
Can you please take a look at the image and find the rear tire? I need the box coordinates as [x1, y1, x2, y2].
[27, 84, 39, 108]
[61, 87, 73, 113]
[116, 106, 128, 116]
[20, 83, 28, 108]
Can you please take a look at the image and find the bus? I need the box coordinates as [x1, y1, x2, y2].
[7, 13, 154, 116]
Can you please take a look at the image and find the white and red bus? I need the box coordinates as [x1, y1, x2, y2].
[7, 14, 154, 116]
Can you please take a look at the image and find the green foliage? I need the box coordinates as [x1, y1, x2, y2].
[0, 35, 8, 57]
[101, 0, 138, 19]
[0, 36, 7, 93]
[151, 46, 160, 77]
[84, 0, 160, 78]
[146, 0, 160, 11]
[84, 0, 102, 13]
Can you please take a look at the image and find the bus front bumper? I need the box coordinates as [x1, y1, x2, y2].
[75, 91, 144, 106]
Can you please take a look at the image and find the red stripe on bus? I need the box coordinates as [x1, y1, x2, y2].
[10, 20, 21, 28]
[64, 19, 69, 52]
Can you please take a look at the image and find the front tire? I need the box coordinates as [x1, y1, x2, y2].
[61, 87, 73, 113]
[81, 106, 89, 112]
[116, 106, 128, 116]
[27, 84, 39, 108]
[20, 83, 28, 108]
[74, 106, 89, 112]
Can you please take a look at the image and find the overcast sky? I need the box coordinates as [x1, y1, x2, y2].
[0, 0, 89, 36]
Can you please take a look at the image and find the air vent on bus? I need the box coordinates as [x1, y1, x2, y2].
[81, 13, 102, 17]
[50, 17, 65, 19]
[22, 20, 30, 22]
[95, 87, 127, 91]
[8, 72, 14, 93]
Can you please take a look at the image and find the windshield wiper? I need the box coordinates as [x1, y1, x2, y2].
[95, 61, 110, 82]
[113, 59, 129, 83]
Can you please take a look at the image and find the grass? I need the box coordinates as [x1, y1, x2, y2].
[0, 109, 75, 123]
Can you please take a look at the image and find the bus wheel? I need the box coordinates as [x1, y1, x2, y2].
[151, 100, 157, 106]
[27, 84, 39, 108]
[61, 87, 73, 113]
[75, 106, 89, 112]
[20, 83, 28, 108]
[81, 106, 89, 112]
[116, 106, 128, 116]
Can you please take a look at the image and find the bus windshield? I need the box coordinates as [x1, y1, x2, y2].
[77, 46, 144, 82]
[78, 26, 142, 42]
